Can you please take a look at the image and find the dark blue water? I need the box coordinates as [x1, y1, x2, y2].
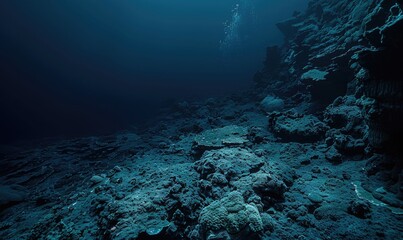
[0, 0, 308, 143]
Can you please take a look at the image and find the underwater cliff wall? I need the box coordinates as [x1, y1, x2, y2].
[256, 0, 403, 200]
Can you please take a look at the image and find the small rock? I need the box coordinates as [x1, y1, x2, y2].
[325, 146, 342, 164]
[311, 166, 321, 174]
[300, 158, 311, 165]
[114, 192, 125, 200]
[375, 187, 387, 195]
[170, 184, 183, 194]
[310, 154, 319, 160]
[342, 172, 351, 180]
[307, 192, 323, 204]
[211, 173, 228, 186]
[348, 200, 371, 219]
[301, 69, 328, 81]
[110, 176, 123, 184]
[267, 208, 276, 214]
[254, 149, 267, 157]
[90, 175, 104, 185]
[113, 166, 122, 172]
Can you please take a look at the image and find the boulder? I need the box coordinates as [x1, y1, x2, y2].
[192, 126, 249, 157]
[269, 112, 329, 142]
[260, 95, 284, 113]
[199, 191, 263, 239]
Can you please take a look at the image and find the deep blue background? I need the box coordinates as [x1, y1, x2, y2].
[0, 0, 308, 144]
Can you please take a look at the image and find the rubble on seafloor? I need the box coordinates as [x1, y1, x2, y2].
[1, 0, 402, 239]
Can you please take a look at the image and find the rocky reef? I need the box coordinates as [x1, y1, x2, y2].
[1, 0, 402, 239]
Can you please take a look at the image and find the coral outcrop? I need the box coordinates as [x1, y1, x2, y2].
[199, 191, 263, 239]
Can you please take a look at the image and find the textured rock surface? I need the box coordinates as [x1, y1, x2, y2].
[269, 112, 329, 142]
[1, 0, 403, 239]
[260, 95, 284, 113]
[199, 191, 263, 238]
[192, 125, 249, 157]
[261, 0, 403, 204]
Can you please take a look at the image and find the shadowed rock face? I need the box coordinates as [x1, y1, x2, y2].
[359, 1, 403, 153]
[357, 1, 403, 200]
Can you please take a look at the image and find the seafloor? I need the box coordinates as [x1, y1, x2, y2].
[1, 0, 403, 239]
